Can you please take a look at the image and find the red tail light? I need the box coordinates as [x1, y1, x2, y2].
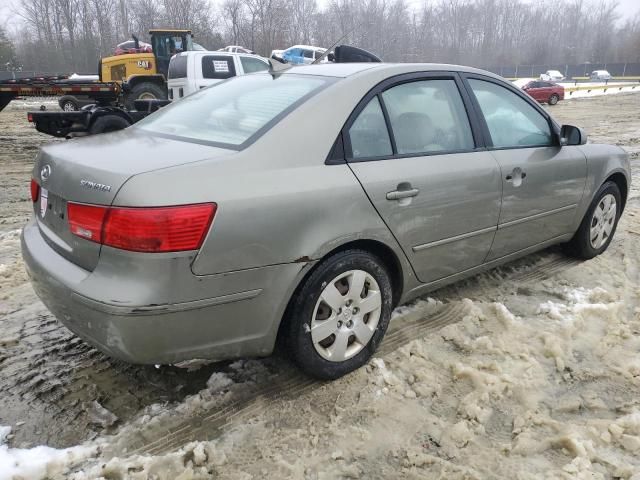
[67, 203, 216, 253]
[68, 203, 108, 242]
[30, 179, 40, 202]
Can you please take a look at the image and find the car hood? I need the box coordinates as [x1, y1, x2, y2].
[34, 127, 232, 206]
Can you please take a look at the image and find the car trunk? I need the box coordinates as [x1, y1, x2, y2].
[32, 129, 231, 271]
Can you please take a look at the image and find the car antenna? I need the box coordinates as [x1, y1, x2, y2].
[311, 23, 365, 65]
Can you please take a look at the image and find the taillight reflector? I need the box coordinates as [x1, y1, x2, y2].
[67, 203, 216, 253]
[68, 203, 108, 242]
[30, 179, 40, 202]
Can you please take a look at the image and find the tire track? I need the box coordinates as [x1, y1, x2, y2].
[121, 252, 582, 458]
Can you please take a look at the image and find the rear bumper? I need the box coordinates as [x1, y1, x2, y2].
[21, 218, 308, 364]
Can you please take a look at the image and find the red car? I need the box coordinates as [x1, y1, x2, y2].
[522, 80, 564, 105]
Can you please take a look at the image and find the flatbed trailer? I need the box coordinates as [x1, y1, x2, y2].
[0, 76, 121, 112]
[28, 100, 170, 137]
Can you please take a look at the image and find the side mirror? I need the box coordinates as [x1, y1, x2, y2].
[560, 125, 587, 146]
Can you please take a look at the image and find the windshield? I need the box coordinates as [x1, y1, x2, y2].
[137, 74, 331, 148]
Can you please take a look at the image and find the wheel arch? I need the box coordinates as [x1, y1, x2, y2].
[605, 171, 628, 212]
[274, 238, 405, 351]
[88, 108, 134, 127]
[126, 74, 167, 90]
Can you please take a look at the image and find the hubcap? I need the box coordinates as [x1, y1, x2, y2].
[63, 102, 75, 111]
[138, 92, 157, 100]
[590, 193, 616, 249]
[310, 270, 382, 362]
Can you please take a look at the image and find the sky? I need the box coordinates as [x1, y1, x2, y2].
[0, 0, 639, 31]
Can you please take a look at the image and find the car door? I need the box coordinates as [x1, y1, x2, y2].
[463, 75, 587, 260]
[344, 73, 502, 284]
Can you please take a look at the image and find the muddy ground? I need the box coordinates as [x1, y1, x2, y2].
[0, 94, 639, 478]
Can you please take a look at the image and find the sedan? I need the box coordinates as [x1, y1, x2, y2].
[23, 63, 630, 379]
[522, 80, 565, 105]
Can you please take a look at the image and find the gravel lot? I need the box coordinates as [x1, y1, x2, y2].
[0, 94, 639, 479]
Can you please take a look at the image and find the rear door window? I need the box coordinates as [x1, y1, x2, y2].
[381, 79, 475, 155]
[348, 97, 393, 159]
[201, 55, 236, 79]
[469, 78, 552, 148]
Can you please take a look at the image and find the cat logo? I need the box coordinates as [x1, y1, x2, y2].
[137, 60, 152, 69]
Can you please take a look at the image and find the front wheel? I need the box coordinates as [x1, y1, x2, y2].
[284, 250, 393, 380]
[548, 94, 559, 105]
[564, 181, 621, 259]
[124, 82, 166, 110]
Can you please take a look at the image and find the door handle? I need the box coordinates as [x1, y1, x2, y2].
[386, 188, 420, 200]
[505, 169, 526, 181]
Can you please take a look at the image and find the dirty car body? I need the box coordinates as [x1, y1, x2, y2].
[22, 63, 630, 376]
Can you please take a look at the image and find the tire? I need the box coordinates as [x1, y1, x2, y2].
[60, 99, 78, 111]
[89, 115, 131, 135]
[564, 181, 621, 259]
[284, 250, 394, 380]
[548, 94, 559, 105]
[124, 82, 166, 110]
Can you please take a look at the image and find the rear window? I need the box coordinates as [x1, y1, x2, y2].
[201, 55, 236, 79]
[168, 54, 188, 79]
[137, 74, 332, 148]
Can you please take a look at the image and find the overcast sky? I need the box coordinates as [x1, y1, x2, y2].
[0, 0, 639, 31]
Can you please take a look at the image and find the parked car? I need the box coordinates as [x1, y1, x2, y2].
[281, 45, 326, 64]
[539, 70, 565, 82]
[167, 51, 269, 100]
[218, 45, 254, 54]
[23, 63, 629, 380]
[522, 80, 565, 105]
[590, 70, 612, 81]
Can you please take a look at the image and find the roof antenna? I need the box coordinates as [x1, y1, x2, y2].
[312, 23, 366, 65]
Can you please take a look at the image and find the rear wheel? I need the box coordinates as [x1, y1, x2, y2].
[124, 82, 166, 110]
[89, 114, 131, 135]
[565, 181, 621, 259]
[548, 94, 559, 105]
[284, 250, 393, 379]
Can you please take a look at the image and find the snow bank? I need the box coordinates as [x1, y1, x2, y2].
[0, 427, 98, 480]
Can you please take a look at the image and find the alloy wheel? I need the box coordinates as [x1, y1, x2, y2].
[310, 270, 382, 362]
[590, 193, 616, 249]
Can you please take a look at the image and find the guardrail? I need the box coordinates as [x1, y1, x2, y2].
[564, 83, 640, 95]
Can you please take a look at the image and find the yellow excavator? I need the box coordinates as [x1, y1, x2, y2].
[99, 29, 194, 108]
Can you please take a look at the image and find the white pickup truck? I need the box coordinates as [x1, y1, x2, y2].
[167, 51, 270, 100]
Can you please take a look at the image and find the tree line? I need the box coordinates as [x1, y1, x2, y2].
[2, 0, 639, 74]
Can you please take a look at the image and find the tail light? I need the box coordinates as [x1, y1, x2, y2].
[67, 202, 216, 253]
[30, 179, 40, 202]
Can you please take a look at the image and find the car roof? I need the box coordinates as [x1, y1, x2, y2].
[283, 62, 503, 80]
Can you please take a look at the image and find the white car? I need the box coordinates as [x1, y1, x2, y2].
[167, 51, 270, 100]
[218, 45, 254, 54]
[590, 70, 612, 81]
[540, 70, 565, 82]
